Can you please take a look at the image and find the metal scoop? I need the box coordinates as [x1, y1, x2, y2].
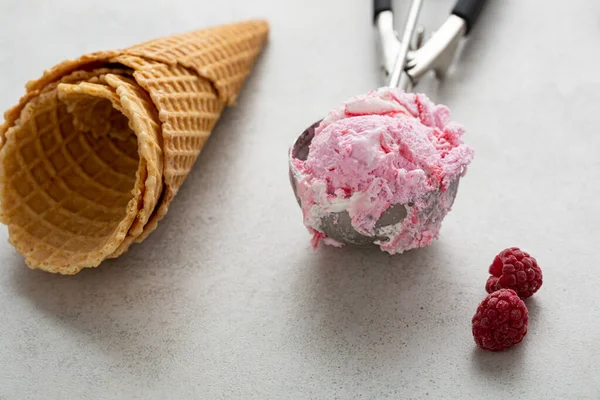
[289, 0, 487, 246]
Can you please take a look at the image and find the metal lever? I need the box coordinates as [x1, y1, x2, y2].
[388, 0, 424, 90]
[407, 15, 466, 83]
[373, 0, 487, 89]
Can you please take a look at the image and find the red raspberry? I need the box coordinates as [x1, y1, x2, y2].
[486, 247, 542, 299]
[472, 289, 528, 351]
[485, 276, 500, 294]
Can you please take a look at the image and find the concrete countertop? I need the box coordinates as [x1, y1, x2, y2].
[1, 0, 599, 398]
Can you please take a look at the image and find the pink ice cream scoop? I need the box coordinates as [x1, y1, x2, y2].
[289, 87, 474, 254]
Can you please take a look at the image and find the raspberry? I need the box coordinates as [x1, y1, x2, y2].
[472, 289, 528, 351]
[486, 247, 542, 299]
[485, 276, 500, 294]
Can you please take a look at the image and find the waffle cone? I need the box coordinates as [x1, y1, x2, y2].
[0, 19, 269, 274]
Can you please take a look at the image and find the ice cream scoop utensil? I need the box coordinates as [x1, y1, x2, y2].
[289, 0, 487, 246]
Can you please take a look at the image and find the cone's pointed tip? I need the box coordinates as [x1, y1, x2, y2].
[227, 18, 270, 34]
[239, 18, 269, 27]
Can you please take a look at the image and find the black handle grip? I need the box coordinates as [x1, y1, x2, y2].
[373, 0, 393, 23]
[452, 0, 488, 34]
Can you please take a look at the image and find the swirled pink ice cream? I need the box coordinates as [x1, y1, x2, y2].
[293, 87, 474, 254]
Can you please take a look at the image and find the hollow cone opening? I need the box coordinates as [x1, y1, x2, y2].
[0, 73, 163, 274]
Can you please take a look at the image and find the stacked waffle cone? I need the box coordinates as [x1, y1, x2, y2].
[0, 19, 269, 274]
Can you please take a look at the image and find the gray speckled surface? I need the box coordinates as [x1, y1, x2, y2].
[1, 0, 599, 399]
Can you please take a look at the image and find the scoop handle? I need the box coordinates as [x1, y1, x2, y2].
[452, 0, 488, 34]
[373, 0, 392, 23]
